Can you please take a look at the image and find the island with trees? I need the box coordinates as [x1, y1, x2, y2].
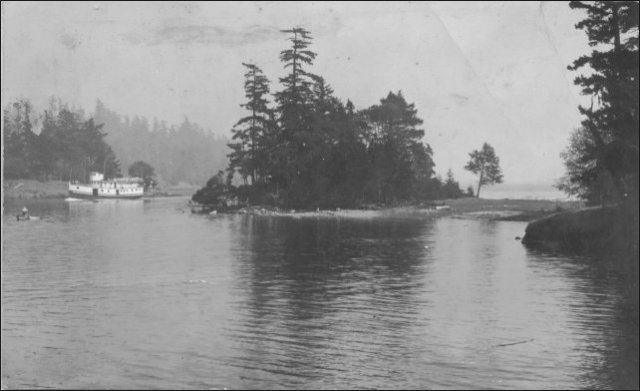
[191, 27, 474, 212]
[190, 2, 638, 264]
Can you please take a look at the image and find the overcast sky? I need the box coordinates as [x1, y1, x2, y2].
[1, 1, 591, 195]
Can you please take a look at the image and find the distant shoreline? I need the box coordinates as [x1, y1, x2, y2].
[3, 179, 581, 223]
[3, 179, 68, 199]
[2, 179, 197, 200]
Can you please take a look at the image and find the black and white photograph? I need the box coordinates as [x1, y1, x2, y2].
[2, 1, 638, 389]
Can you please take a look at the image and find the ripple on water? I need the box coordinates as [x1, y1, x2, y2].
[2, 198, 637, 389]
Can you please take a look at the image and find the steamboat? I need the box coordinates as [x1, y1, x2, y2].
[68, 172, 144, 199]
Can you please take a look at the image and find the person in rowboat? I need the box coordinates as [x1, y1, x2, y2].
[17, 207, 30, 221]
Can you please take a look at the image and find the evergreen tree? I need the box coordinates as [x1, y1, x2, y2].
[272, 27, 318, 204]
[363, 91, 433, 203]
[193, 28, 442, 209]
[93, 100, 229, 186]
[3, 99, 39, 179]
[3, 98, 121, 181]
[561, 1, 639, 204]
[442, 169, 463, 198]
[276, 27, 317, 110]
[37, 104, 118, 181]
[228, 63, 272, 185]
[192, 170, 233, 207]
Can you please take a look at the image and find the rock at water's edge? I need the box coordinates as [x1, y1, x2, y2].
[522, 205, 635, 255]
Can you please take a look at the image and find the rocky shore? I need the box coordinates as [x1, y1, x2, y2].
[190, 197, 580, 222]
[522, 203, 638, 257]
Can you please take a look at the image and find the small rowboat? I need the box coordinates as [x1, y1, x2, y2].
[16, 215, 39, 221]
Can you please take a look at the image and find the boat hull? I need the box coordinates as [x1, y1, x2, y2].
[68, 181, 144, 199]
[68, 191, 143, 200]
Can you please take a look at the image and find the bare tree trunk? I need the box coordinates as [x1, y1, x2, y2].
[476, 171, 484, 198]
[251, 110, 256, 185]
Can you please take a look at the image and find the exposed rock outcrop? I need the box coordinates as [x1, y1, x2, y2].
[522, 205, 637, 256]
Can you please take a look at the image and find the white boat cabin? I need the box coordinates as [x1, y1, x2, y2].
[69, 171, 144, 198]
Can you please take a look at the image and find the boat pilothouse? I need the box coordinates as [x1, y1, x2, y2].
[68, 172, 144, 199]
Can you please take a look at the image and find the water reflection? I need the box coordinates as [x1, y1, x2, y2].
[226, 216, 434, 388]
[2, 198, 637, 389]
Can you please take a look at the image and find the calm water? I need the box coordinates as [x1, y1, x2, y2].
[2, 197, 638, 389]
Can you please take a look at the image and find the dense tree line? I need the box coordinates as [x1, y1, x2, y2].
[93, 101, 229, 186]
[559, 1, 638, 206]
[3, 98, 120, 181]
[198, 27, 465, 209]
[4, 98, 230, 186]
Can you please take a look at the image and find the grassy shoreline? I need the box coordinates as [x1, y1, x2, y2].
[4, 179, 580, 222]
[442, 197, 582, 221]
[196, 197, 582, 222]
[3, 179, 69, 199]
